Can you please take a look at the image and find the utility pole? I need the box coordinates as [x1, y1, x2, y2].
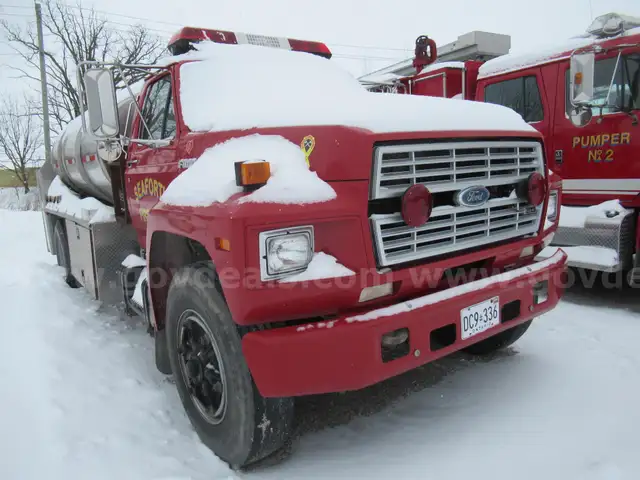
[35, 1, 52, 165]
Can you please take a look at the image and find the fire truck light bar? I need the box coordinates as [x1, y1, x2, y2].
[167, 27, 332, 59]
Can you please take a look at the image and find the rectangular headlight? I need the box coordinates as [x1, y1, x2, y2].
[259, 226, 314, 281]
[547, 191, 558, 222]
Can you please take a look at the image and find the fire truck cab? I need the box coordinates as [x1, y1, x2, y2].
[362, 13, 640, 277]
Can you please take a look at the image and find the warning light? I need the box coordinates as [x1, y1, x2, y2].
[235, 161, 271, 187]
[167, 27, 332, 59]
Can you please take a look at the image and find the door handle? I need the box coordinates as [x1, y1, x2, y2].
[127, 158, 139, 168]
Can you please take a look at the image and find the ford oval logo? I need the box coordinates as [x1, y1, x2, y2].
[455, 186, 490, 207]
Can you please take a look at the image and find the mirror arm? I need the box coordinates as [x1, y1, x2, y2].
[76, 63, 89, 134]
[114, 64, 154, 140]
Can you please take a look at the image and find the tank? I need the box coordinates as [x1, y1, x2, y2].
[50, 96, 136, 206]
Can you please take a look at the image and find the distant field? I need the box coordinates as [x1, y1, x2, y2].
[0, 168, 38, 188]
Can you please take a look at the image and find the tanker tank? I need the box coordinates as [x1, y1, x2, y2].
[50, 95, 137, 206]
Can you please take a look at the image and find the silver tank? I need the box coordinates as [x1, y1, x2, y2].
[50, 97, 135, 206]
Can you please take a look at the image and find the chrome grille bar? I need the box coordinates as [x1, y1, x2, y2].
[371, 141, 544, 199]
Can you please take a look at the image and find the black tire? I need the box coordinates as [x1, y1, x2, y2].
[165, 262, 294, 468]
[53, 221, 79, 288]
[462, 320, 533, 356]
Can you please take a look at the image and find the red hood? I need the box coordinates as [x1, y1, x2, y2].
[184, 125, 544, 183]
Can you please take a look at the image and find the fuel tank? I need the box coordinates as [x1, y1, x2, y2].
[50, 96, 135, 205]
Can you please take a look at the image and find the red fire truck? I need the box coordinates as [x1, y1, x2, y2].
[362, 13, 640, 279]
[36, 27, 566, 467]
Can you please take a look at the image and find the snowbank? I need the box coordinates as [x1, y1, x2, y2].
[559, 200, 627, 229]
[279, 252, 355, 283]
[0, 187, 40, 211]
[178, 42, 535, 134]
[538, 245, 619, 269]
[5, 210, 640, 479]
[161, 135, 336, 207]
[46, 176, 115, 224]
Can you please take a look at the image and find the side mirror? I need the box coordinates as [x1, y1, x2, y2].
[84, 68, 120, 138]
[569, 52, 595, 105]
[569, 106, 593, 128]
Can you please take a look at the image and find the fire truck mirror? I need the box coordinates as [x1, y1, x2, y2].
[568, 106, 593, 128]
[569, 52, 595, 106]
[84, 68, 120, 139]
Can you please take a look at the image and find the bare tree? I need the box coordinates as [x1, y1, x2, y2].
[1, 1, 166, 135]
[0, 97, 43, 194]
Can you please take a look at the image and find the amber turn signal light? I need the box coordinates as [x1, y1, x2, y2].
[234, 161, 271, 187]
[574, 71, 583, 86]
[215, 237, 231, 251]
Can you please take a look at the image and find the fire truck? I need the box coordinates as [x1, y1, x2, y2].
[36, 26, 566, 467]
[361, 12, 640, 279]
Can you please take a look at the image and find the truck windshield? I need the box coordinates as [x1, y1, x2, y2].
[567, 53, 640, 114]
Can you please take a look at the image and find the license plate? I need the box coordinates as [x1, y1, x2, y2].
[460, 296, 500, 340]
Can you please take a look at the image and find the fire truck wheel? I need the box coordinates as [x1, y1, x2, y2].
[53, 220, 79, 289]
[166, 261, 294, 469]
[462, 320, 533, 356]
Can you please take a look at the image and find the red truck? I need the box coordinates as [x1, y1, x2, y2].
[37, 27, 566, 467]
[362, 12, 640, 279]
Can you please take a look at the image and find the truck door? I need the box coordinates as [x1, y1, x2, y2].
[552, 53, 640, 205]
[126, 73, 178, 244]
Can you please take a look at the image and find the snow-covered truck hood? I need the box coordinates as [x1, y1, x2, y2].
[164, 41, 542, 201]
[177, 42, 536, 135]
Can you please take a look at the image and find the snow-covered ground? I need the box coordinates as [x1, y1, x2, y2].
[0, 187, 40, 211]
[2, 210, 640, 480]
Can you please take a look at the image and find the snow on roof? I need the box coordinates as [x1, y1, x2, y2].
[417, 61, 466, 74]
[178, 41, 535, 134]
[160, 134, 337, 207]
[478, 36, 593, 79]
[46, 176, 115, 224]
[479, 24, 640, 79]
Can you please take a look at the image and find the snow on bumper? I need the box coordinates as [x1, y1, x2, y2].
[243, 249, 568, 398]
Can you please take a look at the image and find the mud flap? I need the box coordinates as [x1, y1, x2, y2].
[155, 328, 172, 375]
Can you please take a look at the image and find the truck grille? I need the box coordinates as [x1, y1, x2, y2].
[370, 140, 544, 267]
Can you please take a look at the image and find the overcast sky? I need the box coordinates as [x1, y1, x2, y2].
[1, 0, 640, 96]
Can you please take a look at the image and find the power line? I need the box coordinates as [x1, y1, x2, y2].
[0, 2, 411, 62]
[0, 2, 412, 52]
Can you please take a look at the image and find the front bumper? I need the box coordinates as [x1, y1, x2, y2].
[243, 249, 568, 398]
[549, 206, 636, 272]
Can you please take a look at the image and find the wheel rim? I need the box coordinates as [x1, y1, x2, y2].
[176, 309, 227, 425]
